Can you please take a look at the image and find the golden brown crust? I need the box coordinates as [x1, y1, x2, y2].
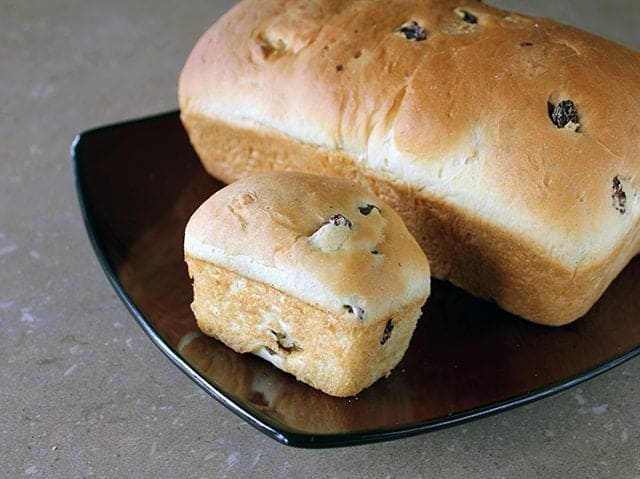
[186, 256, 422, 397]
[179, 0, 640, 239]
[179, 0, 640, 325]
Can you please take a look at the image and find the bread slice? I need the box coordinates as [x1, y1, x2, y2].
[184, 172, 430, 397]
[179, 0, 640, 325]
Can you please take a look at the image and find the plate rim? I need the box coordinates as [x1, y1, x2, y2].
[70, 110, 640, 448]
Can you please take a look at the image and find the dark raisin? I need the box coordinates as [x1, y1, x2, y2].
[380, 319, 394, 345]
[548, 100, 580, 130]
[371, 250, 380, 255]
[358, 204, 381, 216]
[454, 8, 478, 24]
[520, 41, 533, 47]
[328, 213, 352, 228]
[270, 330, 301, 353]
[336, 64, 343, 72]
[398, 21, 427, 41]
[343, 304, 365, 320]
[612, 176, 627, 214]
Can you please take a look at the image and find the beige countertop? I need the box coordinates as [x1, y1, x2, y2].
[1, 1, 639, 477]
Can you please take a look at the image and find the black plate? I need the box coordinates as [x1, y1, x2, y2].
[72, 111, 640, 448]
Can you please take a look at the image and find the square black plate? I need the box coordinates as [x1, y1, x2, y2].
[72, 111, 640, 448]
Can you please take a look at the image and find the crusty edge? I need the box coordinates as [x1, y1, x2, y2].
[187, 255, 421, 397]
[182, 111, 640, 325]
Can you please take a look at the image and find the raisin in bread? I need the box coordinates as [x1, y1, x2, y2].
[179, 0, 640, 325]
[184, 172, 430, 397]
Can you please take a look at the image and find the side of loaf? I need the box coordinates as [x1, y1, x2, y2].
[179, 0, 640, 325]
[184, 172, 430, 397]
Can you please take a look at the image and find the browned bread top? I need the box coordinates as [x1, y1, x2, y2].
[179, 0, 640, 272]
[185, 171, 430, 323]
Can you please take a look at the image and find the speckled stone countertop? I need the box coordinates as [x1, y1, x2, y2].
[2, 1, 639, 477]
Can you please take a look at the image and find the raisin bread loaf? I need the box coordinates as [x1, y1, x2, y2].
[179, 0, 640, 325]
[184, 172, 430, 397]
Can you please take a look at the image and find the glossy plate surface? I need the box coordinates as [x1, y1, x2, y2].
[72, 111, 640, 448]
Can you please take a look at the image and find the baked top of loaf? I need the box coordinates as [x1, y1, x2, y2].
[179, 0, 640, 271]
[184, 172, 430, 323]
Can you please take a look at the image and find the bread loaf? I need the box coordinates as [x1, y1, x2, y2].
[179, 0, 640, 325]
[184, 172, 430, 397]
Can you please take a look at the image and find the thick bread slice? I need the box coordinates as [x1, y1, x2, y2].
[184, 172, 430, 397]
[179, 0, 640, 325]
